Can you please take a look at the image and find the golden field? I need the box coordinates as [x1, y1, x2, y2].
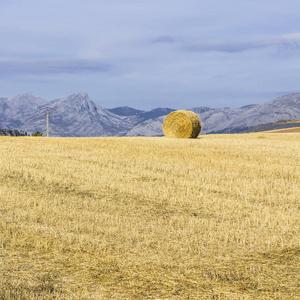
[0, 134, 299, 299]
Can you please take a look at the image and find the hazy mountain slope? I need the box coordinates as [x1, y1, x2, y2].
[44, 92, 132, 136]
[0, 92, 133, 136]
[1, 92, 46, 117]
[126, 116, 166, 136]
[0, 97, 8, 104]
[109, 106, 176, 127]
[140, 108, 175, 120]
[208, 93, 300, 133]
[0, 92, 46, 130]
[239, 121, 300, 133]
[125, 105, 259, 136]
[0, 92, 299, 136]
[192, 105, 259, 134]
[107, 106, 145, 116]
[127, 93, 300, 136]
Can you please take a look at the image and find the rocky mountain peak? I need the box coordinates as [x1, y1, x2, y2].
[70, 91, 89, 100]
[3, 93, 45, 118]
[48, 91, 97, 114]
[271, 93, 300, 105]
[65, 91, 92, 105]
[10, 92, 45, 105]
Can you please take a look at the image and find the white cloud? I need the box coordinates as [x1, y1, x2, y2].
[183, 33, 300, 53]
[0, 58, 111, 75]
[0, 0, 299, 108]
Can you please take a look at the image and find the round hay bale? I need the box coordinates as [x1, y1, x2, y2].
[163, 110, 202, 138]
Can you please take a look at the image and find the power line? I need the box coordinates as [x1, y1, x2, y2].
[39, 107, 57, 137]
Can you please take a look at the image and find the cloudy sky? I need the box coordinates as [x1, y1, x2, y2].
[0, 0, 299, 109]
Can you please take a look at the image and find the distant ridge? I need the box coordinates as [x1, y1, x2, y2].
[107, 106, 145, 116]
[0, 92, 299, 136]
[238, 121, 300, 134]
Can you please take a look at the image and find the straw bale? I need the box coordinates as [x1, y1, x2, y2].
[163, 110, 202, 138]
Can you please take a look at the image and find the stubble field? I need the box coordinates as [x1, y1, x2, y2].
[0, 134, 299, 299]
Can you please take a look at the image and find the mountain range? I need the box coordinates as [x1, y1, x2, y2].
[0, 92, 299, 137]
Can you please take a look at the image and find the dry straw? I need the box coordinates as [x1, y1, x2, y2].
[163, 110, 202, 138]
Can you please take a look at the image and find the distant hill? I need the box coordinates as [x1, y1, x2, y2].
[0, 92, 299, 136]
[238, 120, 300, 133]
[108, 107, 175, 127]
[107, 106, 145, 116]
[204, 93, 300, 134]
[274, 119, 300, 124]
[267, 127, 300, 133]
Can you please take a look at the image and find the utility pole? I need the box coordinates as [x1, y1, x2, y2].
[39, 107, 57, 137]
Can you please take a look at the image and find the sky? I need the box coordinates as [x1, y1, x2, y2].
[0, 0, 299, 110]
